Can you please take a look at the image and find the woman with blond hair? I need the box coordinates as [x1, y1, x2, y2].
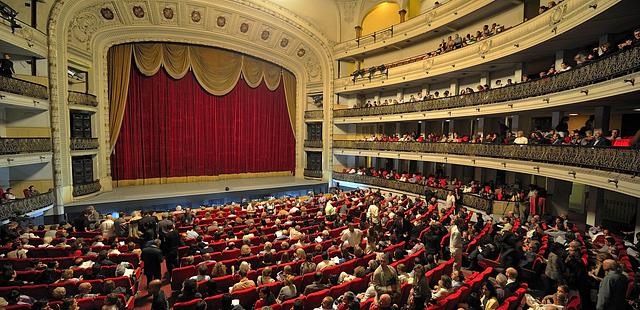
[239, 244, 252, 257]
[277, 275, 297, 303]
[210, 262, 226, 278]
[257, 267, 275, 285]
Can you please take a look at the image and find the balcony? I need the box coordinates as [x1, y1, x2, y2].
[334, 0, 502, 60]
[0, 138, 52, 155]
[73, 180, 101, 197]
[333, 140, 640, 175]
[335, 45, 640, 120]
[333, 172, 491, 213]
[0, 75, 48, 100]
[304, 110, 323, 121]
[68, 91, 98, 108]
[304, 169, 323, 179]
[70, 138, 99, 151]
[335, 0, 627, 93]
[304, 140, 323, 149]
[0, 190, 55, 221]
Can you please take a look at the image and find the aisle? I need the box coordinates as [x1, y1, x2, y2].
[133, 262, 173, 310]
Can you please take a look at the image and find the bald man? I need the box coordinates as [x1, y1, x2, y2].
[596, 259, 627, 310]
[371, 294, 393, 310]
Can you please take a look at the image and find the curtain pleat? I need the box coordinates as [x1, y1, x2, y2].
[188, 45, 244, 96]
[282, 70, 297, 134]
[132, 43, 164, 76]
[162, 44, 191, 79]
[108, 44, 133, 153]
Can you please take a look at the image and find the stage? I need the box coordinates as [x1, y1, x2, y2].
[63, 176, 327, 219]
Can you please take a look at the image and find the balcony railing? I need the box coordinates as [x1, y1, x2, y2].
[333, 172, 492, 213]
[73, 180, 101, 197]
[0, 138, 52, 155]
[333, 140, 640, 175]
[304, 140, 323, 148]
[304, 169, 323, 178]
[0, 75, 48, 100]
[304, 110, 323, 120]
[70, 138, 99, 151]
[0, 190, 55, 220]
[335, 45, 640, 118]
[68, 91, 98, 107]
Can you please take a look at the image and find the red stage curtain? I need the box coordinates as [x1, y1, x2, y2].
[111, 67, 295, 184]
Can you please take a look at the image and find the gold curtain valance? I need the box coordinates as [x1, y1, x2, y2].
[108, 43, 297, 153]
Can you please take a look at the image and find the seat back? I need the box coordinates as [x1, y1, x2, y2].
[230, 287, 258, 309]
[173, 298, 203, 310]
[305, 288, 329, 310]
[171, 266, 197, 291]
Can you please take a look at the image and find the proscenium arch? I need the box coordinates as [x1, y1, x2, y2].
[46, 0, 335, 206]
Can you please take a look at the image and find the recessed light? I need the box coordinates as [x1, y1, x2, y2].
[445, 119, 451, 122]
[634, 108, 640, 111]
[569, 113, 578, 116]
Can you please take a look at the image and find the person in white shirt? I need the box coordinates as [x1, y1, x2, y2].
[514, 131, 529, 144]
[445, 191, 456, 209]
[449, 218, 464, 271]
[100, 215, 115, 238]
[325, 200, 336, 219]
[367, 203, 380, 225]
[340, 223, 363, 247]
[314, 296, 336, 310]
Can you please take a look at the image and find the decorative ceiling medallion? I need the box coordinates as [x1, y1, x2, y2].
[100, 8, 114, 20]
[216, 16, 226, 27]
[240, 22, 249, 33]
[132, 5, 145, 18]
[191, 10, 201, 23]
[163, 7, 174, 20]
[280, 38, 289, 48]
[261, 30, 270, 40]
[297, 48, 306, 57]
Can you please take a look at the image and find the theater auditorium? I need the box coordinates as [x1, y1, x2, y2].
[0, 0, 639, 309]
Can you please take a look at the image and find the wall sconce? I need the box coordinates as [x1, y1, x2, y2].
[533, 166, 540, 172]
[608, 179, 619, 186]
[471, 159, 476, 164]
[581, 90, 589, 95]
[508, 103, 513, 108]
[624, 78, 635, 86]
[476, 108, 480, 112]
[568, 171, 576, 177]
[513, 43, 519, 48]
[543, 98, 550, 103]
[589, 4, 597, 9]
[501, 162, 507, 168]
[443, 157, 447, 161]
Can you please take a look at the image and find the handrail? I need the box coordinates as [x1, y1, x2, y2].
[0, 75, 48, 100]
[332, 140, 640, 175]
[332, 172, 492, 213]
[73, 180, 101, 197]
[304, 140, 323, 149]
[335, 45, 640, 118]
[0, 138, 52, 155]
[68, 91, 98, 107]
[303, 169, 323, 178]
[304, 110, 323, 119]
[0, 190, 55, 220]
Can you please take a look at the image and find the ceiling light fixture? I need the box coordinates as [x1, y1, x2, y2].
[569, 113, 578, 116]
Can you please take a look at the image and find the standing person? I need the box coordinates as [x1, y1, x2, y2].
[596, 259, 628, 310]
[148, 279, 168, 310]
[113, 213, 128, 238]
[449, 218, 464, 271]
[340, 223, 363, 248]
[0, 53, 15, 77]
[410, 264, 431, 310]
[371, 252, 400, 303]
[156, 214, 174, 241]
[141, 239, 164, 287]
[161, 224, 181, 279]
[445, 191, 456, 210]
[100, 215, 115, 238]
[85, 206, 100, 229]
[139, 211, 158, 242]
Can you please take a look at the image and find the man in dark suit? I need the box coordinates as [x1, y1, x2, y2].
[139, 211, 158, 242]
[503, 267, 520, 298]
[0, 54, 15, 77]
[592, 129, 611, 147]
[160, 224, 182, 279]
[141, 239, 164, 286]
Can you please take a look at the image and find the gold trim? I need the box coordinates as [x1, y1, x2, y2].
[112, 171, 294, 187]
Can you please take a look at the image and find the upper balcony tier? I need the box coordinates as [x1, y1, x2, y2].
[334, 45, 640, 122]
[334, 0, 515, 60]
[0, 75, 49, 110]
[335, 0, 638, 94]
[0, 17, 48, 58]
[332, 140, 640, 198]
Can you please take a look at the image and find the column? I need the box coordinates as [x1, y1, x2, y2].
[594, 106, 610, 133]
[514, 63, 523, 83]
[476, 117, 485, 139]
[0, 108, 6, 136]
[444, 163, 453, 178]
[547, 179, 572, 217]
[585, 186, 604, 227]
[508, 115, 519, 130]
[399, 9, 407, 22]
[479, 72, 490, 87]
[554, 50, 565, 69]
[551, 111, 564, 130]
[396, 89, 404, 102]
[373, 92, 381, 105]
[416, 161, 425, 175]
[474, 167, 482, 181]
[449, 79, 459, 96]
